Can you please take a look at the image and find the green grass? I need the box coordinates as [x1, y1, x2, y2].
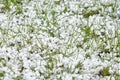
[0, 0, 22, 14]
[98, 67, 111, 77]
[0, 0, 120, 79]
[0, 72, 4, 77]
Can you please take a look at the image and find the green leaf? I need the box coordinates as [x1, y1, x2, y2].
[51, 11, 56, 16]
[83, 10, 99, 18]
[63, 7, 68, 13]
[0, 72, 4, 77]
[16, 5, 22, 14]
[85, 27, 91, 36]
[83, 13, 90, 18]
[48, 31, 54, 37]
[13, 75, 23, 80]
[11, 0, 16, 5]
[54, 1, 60, 5]
[9, 43, 15, 46]
[83, 37, 89, 43]
[75, 61, 82, 69]
[76, 44, 82, 48]
[0, 57, 4, 62]
[41, 10, 46, 15]
[98, 67, 110, 77]
[117, 42, 120, 47]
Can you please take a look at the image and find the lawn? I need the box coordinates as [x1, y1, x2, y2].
[0, 0, 120, 80]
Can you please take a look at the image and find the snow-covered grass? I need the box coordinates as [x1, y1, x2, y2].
[0, 0, 120, 80]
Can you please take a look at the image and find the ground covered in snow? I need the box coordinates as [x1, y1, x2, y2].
[0, 0, 120, 80]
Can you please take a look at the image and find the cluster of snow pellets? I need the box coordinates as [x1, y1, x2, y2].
[0, 0, 120, 80]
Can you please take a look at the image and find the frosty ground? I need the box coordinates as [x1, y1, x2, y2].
[0, 0, 120, 80]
